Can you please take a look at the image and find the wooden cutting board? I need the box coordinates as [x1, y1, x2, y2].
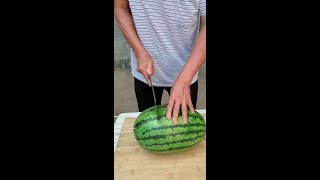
[114, 114, 206, 180]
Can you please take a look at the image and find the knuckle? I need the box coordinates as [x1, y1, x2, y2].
[171, 94, 178, 99]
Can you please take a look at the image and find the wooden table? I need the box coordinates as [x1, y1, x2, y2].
[114, 110, 206, 180]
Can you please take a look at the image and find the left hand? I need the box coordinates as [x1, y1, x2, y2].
[166, 79, 195, 125]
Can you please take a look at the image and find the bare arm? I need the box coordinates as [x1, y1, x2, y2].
[176, 16, 206, 85]
[166, 16, 206, 124]
[114, 0, 154, 86]
[114, 0, 145, 57]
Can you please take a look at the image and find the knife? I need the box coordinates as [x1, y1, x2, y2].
[149, 77, 156, 106]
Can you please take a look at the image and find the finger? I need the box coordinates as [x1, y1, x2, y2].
[187, 97, 195, 113]
[181, 100, 188, 124]
[166, 97, 174, 120]
[147, 60, 154, 76]
[172, 101, 181, 125]
[142, 72, 151, 87]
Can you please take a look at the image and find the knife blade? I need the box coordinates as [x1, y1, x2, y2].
[150, 77, 156, 106]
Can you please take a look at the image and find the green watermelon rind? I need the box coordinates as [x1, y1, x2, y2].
[133, 105, 206, 154]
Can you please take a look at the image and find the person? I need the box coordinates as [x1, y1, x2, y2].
[114, 0, 206, 125]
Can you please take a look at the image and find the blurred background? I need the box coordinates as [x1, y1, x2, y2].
[114, 16, 206, 120]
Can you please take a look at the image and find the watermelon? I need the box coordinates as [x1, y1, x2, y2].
[133, 105, 206, 153]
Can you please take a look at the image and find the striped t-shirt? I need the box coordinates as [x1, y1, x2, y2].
[128, 0, 206, 87]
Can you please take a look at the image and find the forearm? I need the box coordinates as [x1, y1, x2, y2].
[114, 1, 146, 57]
[177, 24, 206, 84]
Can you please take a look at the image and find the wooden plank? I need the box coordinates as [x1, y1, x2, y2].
[115, 114, 206, 180]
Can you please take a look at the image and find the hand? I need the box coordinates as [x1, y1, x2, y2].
[136, 50, 154, 86]
[166, 79, 195, 125]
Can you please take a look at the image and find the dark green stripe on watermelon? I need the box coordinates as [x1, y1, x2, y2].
[138, 123, 205, 134]
[138, 133, 205, 146]
[134, 105, 204, 125]
[136, 129, 205, 140]
[136, 132, 205, 150]
[145, 141, 203, 153]
[134, 114, 166, 128]
[134, 114, 204, 133]
[134, 105, 165, 125]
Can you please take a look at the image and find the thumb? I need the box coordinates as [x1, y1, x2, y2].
[142, 72, 152, 87]
[147, 60, 154, 76]
[145, 74, 152, 87]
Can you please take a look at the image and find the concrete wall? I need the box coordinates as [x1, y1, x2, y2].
[114, 16, 131, 70]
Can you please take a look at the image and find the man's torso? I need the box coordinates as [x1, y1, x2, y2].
[129, 0, 205, 87]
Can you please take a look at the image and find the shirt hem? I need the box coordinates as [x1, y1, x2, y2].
[133, 74, 198, 87]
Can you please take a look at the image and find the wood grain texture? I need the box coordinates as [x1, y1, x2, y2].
[115, 114, 206, 180]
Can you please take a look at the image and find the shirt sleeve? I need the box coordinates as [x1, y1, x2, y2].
[200, 0, 206, 16]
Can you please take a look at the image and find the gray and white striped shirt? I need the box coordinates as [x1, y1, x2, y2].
[129, 0, 206, 87]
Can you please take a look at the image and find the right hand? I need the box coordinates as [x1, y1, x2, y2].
[136, 50, 154, 86]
